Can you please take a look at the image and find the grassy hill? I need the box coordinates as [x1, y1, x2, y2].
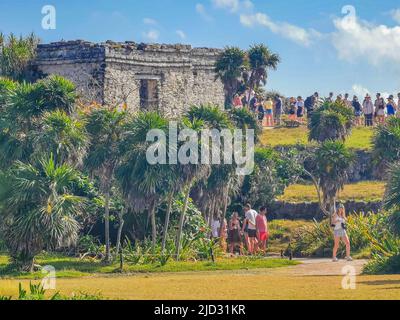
[260, 126, 374, 150]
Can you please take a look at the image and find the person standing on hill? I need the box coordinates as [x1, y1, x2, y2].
[327, 92, 334, 102]
[295, 96, 305, 123]
[375, 93, 386, 124]
[352, 96, 362, 126]
[263, 97, 274, 127]
[343, 93, 352, 107]
[332, 204, 352, 262]
[274, 96, 283, 126]
[387, 95, 397, 118]
[288, 97, 297, 121]
[363, 94, 374, 126]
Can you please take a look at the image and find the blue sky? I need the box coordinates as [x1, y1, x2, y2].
[1, 0, 399, 98]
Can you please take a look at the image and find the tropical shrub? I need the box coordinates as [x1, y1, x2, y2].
[289, 212, 382, 258]
[309, 101, 354, 142]
[373, 117, 400, 165]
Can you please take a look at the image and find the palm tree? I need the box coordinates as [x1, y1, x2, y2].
[373, 117, 400, 174]
[309, 101, 354, 143]
[117, 111, 173, 251]
[313, 140, 355, 215]
[84, 107, 127, 262]
[246, 44, 280, 104]
[215, 47, 247, 107]
[0, 156, 85, 271]
[33, 110, 87, 166]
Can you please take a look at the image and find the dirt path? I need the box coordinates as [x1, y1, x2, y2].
[271, 258, 367, 276]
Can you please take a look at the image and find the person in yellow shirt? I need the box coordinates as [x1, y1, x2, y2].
[263, 98, 274, 127]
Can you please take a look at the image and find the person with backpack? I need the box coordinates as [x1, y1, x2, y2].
[304, 95, 313, 116]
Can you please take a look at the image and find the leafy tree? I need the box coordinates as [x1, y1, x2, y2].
[0, 157, 85, 271]
[84, 107, 127, 262]
[215, 47, 247, 107]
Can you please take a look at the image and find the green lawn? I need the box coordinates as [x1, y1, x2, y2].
[0, 253, 299, 279]
[260, 126, 374, 150]
[278, 181, 385, 203]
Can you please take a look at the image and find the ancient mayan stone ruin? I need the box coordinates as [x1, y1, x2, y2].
[34, 40, 225, 117]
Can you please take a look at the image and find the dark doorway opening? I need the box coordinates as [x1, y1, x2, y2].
[139, 79, 159, 111]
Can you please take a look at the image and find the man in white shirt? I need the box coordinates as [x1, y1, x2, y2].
[211, 215, 221, 239]
[244, 204, 258, 254]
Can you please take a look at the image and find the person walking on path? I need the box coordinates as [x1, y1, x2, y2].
[363, 94, 374, 126]
[332, 204, 352, 262]
[256, 207, 269, 255]
[244, 204, 258, 255]
[228, 212, 244, 256]
[288, 97, 297, 121]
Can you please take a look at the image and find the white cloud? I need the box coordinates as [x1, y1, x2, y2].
[212, 0, 240, 13]
[240, 13, 320, 46]
[391, 9, 400, 24]
[332, 14, 400, 65]
[196, 3, 213, 21]
[143, 18, 158, 25]
[176, 30, 186, 40]
[351, 84, 391, 100]
[142, 29, 159, 42]
[352, 84, 370, 98]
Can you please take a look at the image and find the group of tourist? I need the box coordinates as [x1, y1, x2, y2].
[211, 202, 352, 262]
[232, 90, 400, 128]
[211, 204, 269, 256]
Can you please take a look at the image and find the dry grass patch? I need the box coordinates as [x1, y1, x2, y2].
[279, 181, 385, 203]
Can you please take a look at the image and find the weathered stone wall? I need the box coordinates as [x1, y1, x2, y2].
[34, 40, 225, 115]
[35, 41, 106, 103]
[268, 200, 382, 220]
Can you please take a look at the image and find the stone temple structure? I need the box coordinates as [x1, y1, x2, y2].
[34, 40, 225, 117]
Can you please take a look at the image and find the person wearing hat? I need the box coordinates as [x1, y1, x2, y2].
[363, 94, 374, 126]
[352, 95, 362, 126]
[387, 95, 397, 118]
[332, 204, 352, 262]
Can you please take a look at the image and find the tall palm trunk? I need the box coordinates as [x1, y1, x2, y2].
[149, 201, 157, 252]
[115, 207, 125, 256]
[161, 192, 174, 252]
[175, 183, 192, 260]
[104, 189, 111, 262]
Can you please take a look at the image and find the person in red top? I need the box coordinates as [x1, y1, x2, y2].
[256, 207, 269, 254]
